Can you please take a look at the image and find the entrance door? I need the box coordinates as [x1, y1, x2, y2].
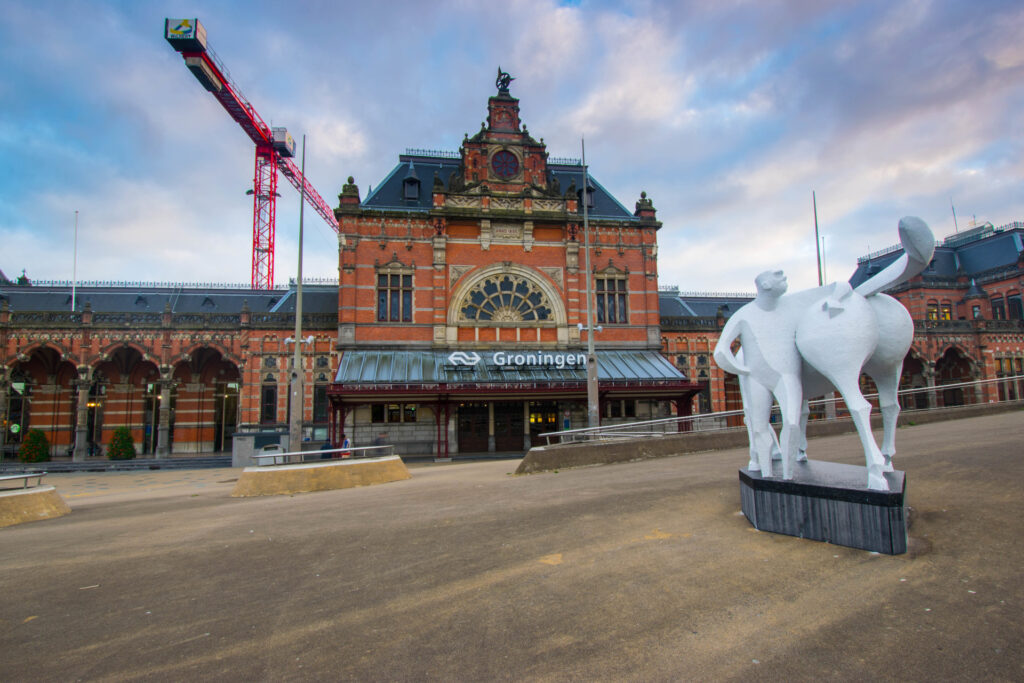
[528, 401, 559, 444]
[493, 401, 524, 452]
[142, 383, 160, 454]
[214, 382, 239, 452]
[457, 403, 489, 452]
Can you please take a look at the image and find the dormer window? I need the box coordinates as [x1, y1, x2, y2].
[403, 161, 420, 200]
[201, 297, 216, 309]
[578, 181, 595, 210]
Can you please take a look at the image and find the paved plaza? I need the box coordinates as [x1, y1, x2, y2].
[1, 411, 1022, 680]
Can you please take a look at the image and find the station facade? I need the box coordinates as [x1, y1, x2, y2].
[327, 79, 700, 455]
[2, 80, 1022, 460]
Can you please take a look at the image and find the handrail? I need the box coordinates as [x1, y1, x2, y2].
[0, 472, 47, 489]
[252, 444, 395, 466]
[541, 374, 1024, 445]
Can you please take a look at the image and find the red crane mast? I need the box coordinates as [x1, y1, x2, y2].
[164, 18, 340, 289]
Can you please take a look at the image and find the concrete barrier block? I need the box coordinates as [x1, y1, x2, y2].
[231, 456, 411, 497]
[0, 486, 72, 528]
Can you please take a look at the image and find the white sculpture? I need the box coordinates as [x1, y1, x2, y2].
[713, 217, 935, 490]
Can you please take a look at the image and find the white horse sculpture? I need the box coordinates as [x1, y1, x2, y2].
[713, 217, 935, 490]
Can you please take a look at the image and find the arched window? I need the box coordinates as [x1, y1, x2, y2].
[458, 274, 552, 322]
[991, 297, 1006, 320]
[1008, 293, 1023, 320]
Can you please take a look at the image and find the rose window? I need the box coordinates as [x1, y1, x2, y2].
[459, 275, 551, 322]
[491, 150, 519, 179]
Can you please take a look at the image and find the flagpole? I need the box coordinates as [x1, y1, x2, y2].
[72, 210, 79, 312]
[813, 191, 823, 286]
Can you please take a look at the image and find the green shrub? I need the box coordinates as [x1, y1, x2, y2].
[18, 429, 51, 463]
[107, 426, 137, 460]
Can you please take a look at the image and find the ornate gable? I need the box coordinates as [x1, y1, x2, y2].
[455, 68, 553, 196]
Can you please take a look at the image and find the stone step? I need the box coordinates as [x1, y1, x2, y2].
[0, 456, 233, 474]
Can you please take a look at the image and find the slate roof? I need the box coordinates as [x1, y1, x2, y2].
[0, 282, 337, 314]
[849, 225, 1024, 288]
[334, 349, 686, 385]
[362, 153, 636, 220]
[659, 293, 754, 319]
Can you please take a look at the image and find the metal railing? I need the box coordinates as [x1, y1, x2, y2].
[251, 444, 395, 466]
[0, 472, 47, 489]
[657, 287, 756, 299]
[539, 374, 1024, 445]
[404, 148, 460, 159]
[18, 277, 339, 290]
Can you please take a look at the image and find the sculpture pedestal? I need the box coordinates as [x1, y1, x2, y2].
[739, 460, 907, 555]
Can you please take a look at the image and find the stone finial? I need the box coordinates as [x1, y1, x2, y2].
[635, 190, 656, 218]
[338, 176, 361, 207]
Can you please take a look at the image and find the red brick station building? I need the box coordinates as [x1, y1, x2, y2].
[3, 82, 1023, 459]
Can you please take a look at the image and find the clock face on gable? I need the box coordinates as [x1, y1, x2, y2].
[491, 150, 520, 179]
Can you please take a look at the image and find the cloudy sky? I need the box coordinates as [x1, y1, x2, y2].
[2, 0, 1022, 294]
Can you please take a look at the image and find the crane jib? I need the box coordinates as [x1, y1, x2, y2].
[165, 17, 341, 289]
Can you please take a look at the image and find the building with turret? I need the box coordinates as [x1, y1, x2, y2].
[327, 74, 700, 455]
[1, 76, 700, 460]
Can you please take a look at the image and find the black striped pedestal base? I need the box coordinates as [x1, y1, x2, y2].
[739, 460, 907, 555]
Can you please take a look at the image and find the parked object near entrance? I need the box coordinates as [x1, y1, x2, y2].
[713, 216, 936, 491]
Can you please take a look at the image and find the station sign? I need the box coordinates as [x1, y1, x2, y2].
[447, 350, 587, 370]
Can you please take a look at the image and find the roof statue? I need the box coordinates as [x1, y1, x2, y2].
[496, 67, 514, 93]
[713, 217, 936, 490]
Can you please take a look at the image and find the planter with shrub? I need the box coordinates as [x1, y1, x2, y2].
[18, 429, 51, 463]
[107, 426, 137, 460]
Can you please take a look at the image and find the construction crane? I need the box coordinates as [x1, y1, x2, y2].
[164, 18, 340, 289]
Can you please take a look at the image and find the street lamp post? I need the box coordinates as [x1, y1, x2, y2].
[288, 135, 308, 453]
[581, 140, 600, 429]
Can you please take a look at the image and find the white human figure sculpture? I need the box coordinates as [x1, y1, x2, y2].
[714, 217, 935, 490]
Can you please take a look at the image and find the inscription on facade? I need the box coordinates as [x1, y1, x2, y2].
[492, 223, 522, 240]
